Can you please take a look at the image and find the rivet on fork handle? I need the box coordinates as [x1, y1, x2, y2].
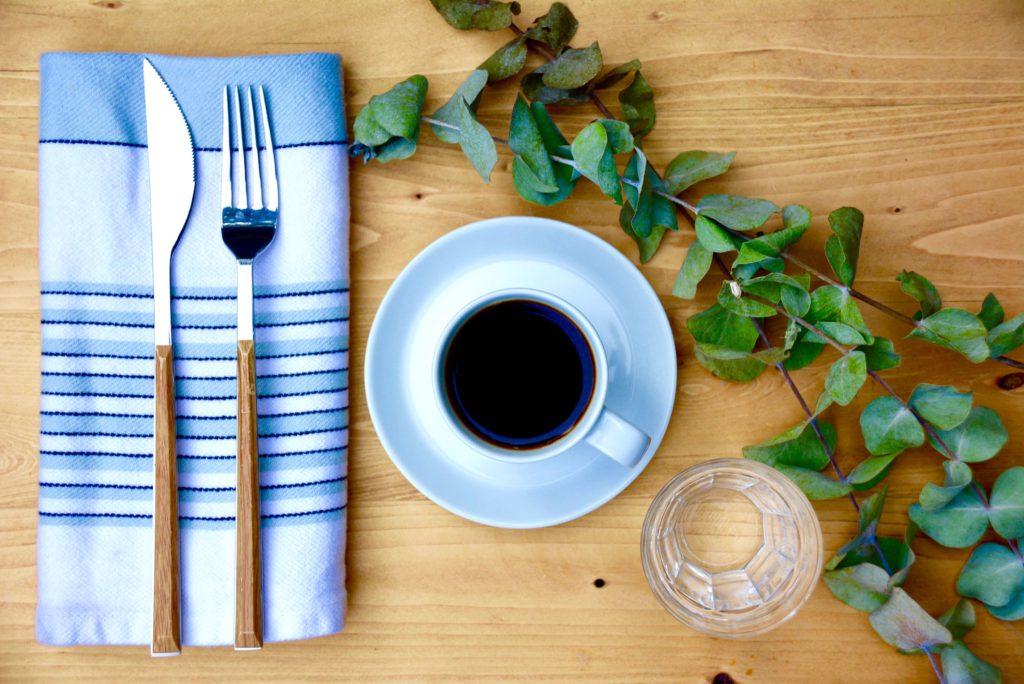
[235, 338, 263, 650]
[152, 344, 182, 656]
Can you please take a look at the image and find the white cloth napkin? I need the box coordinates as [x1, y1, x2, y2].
[36, 52, 349, 646]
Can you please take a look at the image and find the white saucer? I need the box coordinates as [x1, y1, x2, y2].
[364, 217, 677, 528]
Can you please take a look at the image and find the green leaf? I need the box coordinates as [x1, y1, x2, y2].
[718, 281, 775, 318]
[524, 2, 577, 52]
[910, 309, 990, 363]
[956, 542, 1024, 608]
[938, 600, 976, 640]
[860, 396, 925, 456]
[824, 207, 864, 286]
[368, 75, 428, 139]
[783, 335, 825, 371]
[987, 313, 1024, 357]
[351, 75, 428, 163]
[987, 584, 1024, 620]
[618, 71, 655, 138]
[573, 120, 618, 202]
[743, 420, 835, 471]
[693, 215, 739, 253]
[775, 464, 852, 500]
[824, 563, 891, 612]
[868, 588, 952, 652]
[738, 273, 811, 318]
[802, 321, 869, 346]
[590, 59, 642, 91]
[542, 41, 603, 89]
[623, 148, 654, 237]
[509, 95, 558, 191]
[672, 240, 712, 299]
[479, 36, 528, 82]
[978, 293, 1005, 330]
[919, 460, 972, 511]
[909, 383, 972, 431]
[989, 467, 1024, 540]
[897, 270, 942, 319]
[734, 205, 809, 265]
[928, 406, 1008, 463]
[600, 119, 634, 154]
[940, 640, 1003, 684]
[697, 195, 779, 231]
[909, 485, 989, 548]
[662, 151, 736, 195]
[520, 70, 590, 106]
[807, 285, 872, 339]
[430, 70, 488, 143]
[430, 0, 521, 30]
[453, 98, 497, 182]
[859, 337, 902, 371]
[510, 101, 578, 205]
[848, 453, 900, 489]
[686, 303, 765, 382]
[825, 351, 867, 406]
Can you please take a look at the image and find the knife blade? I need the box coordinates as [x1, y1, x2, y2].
[142, 57, 195, 658]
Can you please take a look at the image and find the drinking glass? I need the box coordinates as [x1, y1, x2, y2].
[641, 458, 823, 637]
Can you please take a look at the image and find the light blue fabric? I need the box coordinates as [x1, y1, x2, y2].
[40, 52, 346, 148]
[36, 52, 349, 647]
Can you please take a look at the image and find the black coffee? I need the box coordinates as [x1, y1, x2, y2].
[443, 299, 596, 450]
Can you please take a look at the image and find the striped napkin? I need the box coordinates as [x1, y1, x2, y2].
[36, 52, 349, 646]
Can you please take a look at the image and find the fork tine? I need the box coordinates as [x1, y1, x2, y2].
[232, 86, 247, 209]
[258, 86, 278, 211]
[244, 86, 263, 211]
[221, 87, 232, 209]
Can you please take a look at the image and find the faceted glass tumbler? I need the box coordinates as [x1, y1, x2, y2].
[641, 458, 823, 637]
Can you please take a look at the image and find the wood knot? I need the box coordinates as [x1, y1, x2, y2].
[997, 373, 1024, 391]
[891, 206, 903, 214]
[593, 578, 606, 588]
[712, 674, 737, 684]
[650, 10, 666, 20]
[91, 0, 123, 8]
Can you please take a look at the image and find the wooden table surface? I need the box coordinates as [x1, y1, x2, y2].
[1, 1, 1022, 682]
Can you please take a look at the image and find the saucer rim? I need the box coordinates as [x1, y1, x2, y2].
[364, 216, 677, 528]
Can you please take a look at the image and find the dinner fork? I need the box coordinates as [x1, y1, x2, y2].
[221, 84, 278, 651]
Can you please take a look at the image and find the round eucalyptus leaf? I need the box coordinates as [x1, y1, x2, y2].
[940, 640, 1002, 684]
[986, 584, 1024, 621]
[909, 485, 988, 549]
[823, 563, 891, 612]
[908, 383, 972, 430]
[775, 464, 852, 500]
[868, 588, 952, 652]
[988, 467, 1024, 541]
[928, 406, 1008, 463]
[956, 542, 1024, 609]
[860, 396, 924, 456]
[918, 460, 972, 511]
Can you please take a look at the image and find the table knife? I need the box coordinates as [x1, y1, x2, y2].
[142, 57, 195, 657]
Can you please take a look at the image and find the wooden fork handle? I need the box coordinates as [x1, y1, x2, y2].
[152, 344, 182, 656]
[235, 338, 263, 650]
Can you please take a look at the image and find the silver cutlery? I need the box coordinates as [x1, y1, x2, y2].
[142, 57, 195, 657]
[221, 84, 278, 651]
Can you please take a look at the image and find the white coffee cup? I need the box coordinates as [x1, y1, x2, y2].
[432, 288, 651, 468]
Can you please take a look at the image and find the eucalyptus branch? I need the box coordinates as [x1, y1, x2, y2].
[353, 4, 1020, 676]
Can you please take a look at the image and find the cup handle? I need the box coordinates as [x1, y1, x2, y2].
[584, 408, 651, 468]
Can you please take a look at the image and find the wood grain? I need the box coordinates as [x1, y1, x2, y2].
[2, 0, 1023, 682]
[234, 339, 263, 651]
[152, 344, 181, 657]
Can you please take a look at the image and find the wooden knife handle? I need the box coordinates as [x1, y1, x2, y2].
[235, 339, 263, 650]
[152, 344, 182, 656]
